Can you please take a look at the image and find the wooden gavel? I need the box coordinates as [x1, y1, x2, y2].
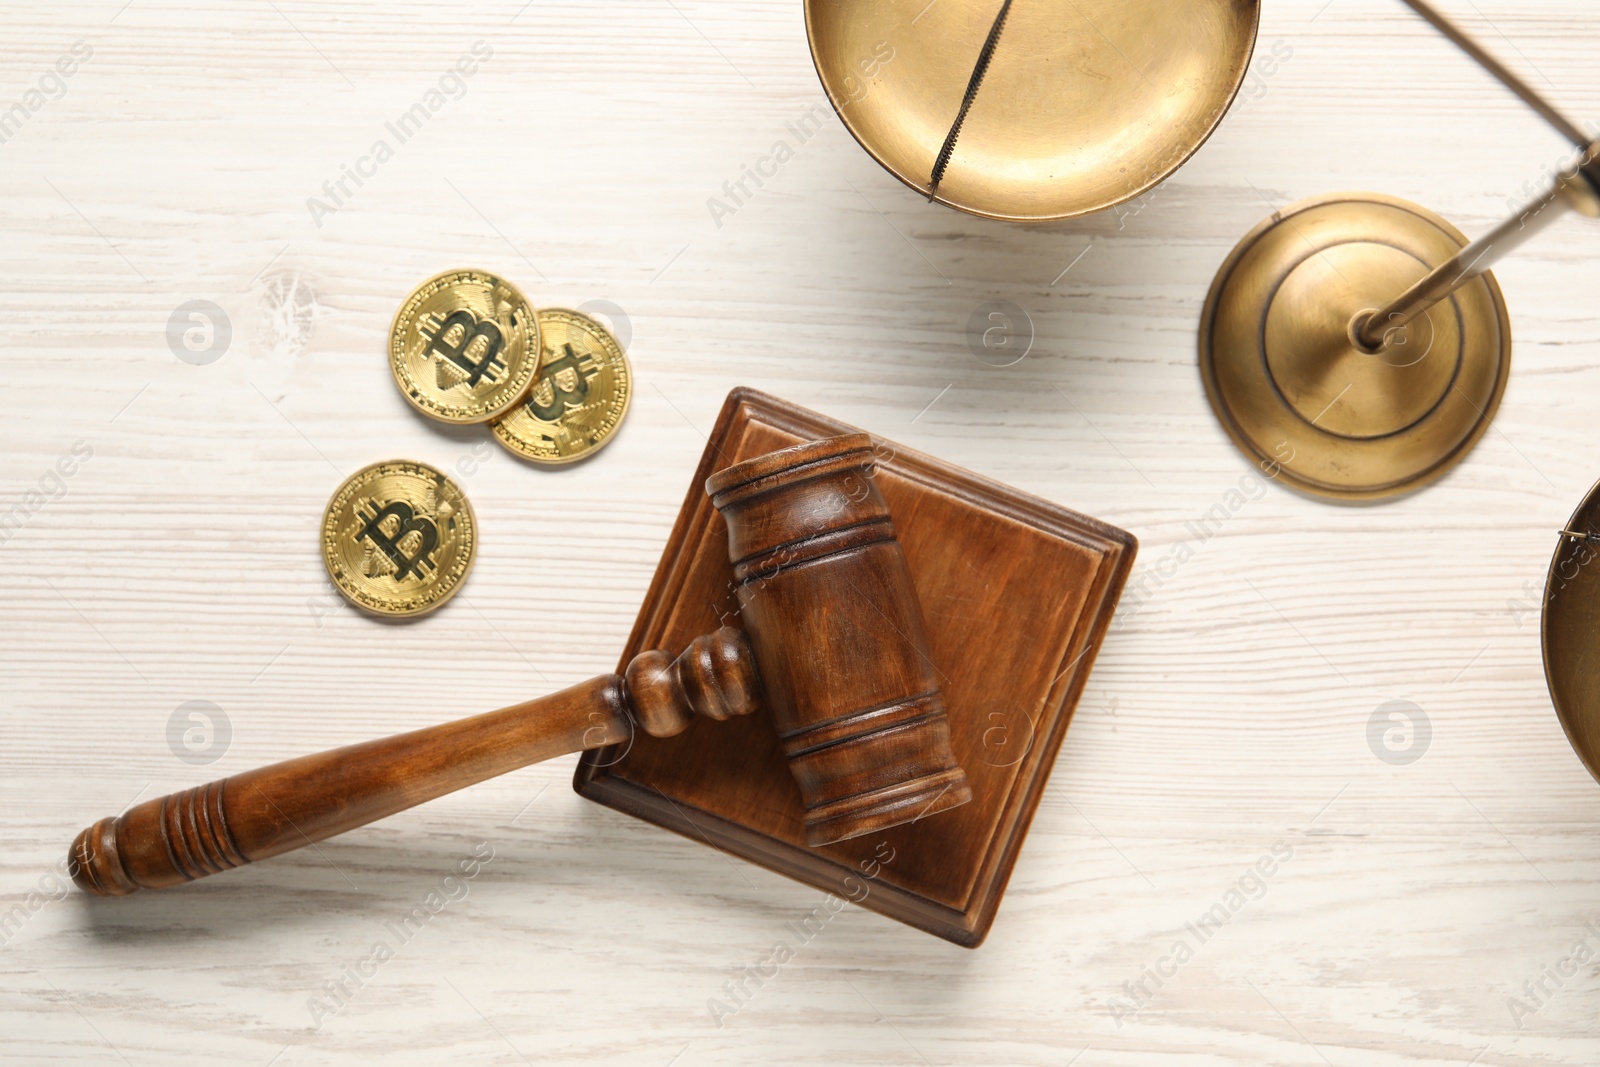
[71, 434, 973, 896]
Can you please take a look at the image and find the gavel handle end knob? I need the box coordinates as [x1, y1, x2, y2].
[72, 818, 140, 897]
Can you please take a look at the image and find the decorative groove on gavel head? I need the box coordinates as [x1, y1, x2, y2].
[707, 433, 973, 846]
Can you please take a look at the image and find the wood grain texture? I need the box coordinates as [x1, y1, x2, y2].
[4, 0, 1600, 1063]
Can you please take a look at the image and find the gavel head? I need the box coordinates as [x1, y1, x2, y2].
[707, 433, 972, 846]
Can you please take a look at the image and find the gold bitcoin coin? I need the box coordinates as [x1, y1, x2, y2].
[490, 308, 632, 464]
[320, 460, 477, 618]
[389, 269, 540, 424]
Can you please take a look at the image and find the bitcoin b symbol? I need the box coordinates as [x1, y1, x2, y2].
[526, 343, 597, 420]
[425, 310, 506, 387]
[357, 501, 440, 581]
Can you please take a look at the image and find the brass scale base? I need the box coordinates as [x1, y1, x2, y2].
[1200, 193, 1512, 502]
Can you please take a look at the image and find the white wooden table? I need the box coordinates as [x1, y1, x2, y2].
[4, 2, 1600, 1063]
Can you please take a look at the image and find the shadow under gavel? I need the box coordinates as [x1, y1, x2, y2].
[71, 434, 973, 896]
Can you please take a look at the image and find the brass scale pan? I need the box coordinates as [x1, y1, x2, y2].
[1545, 492, 1600, 792]
[805, 0, 1261, 221]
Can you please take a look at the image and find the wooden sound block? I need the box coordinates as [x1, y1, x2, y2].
[574, 389, 1136, 947]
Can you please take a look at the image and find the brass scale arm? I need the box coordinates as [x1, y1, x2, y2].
[1416, 0, 1600, 549]
[1353, 0, 1599, 350]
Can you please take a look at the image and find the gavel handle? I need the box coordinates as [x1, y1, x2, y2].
[71, 628, 759, 896]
